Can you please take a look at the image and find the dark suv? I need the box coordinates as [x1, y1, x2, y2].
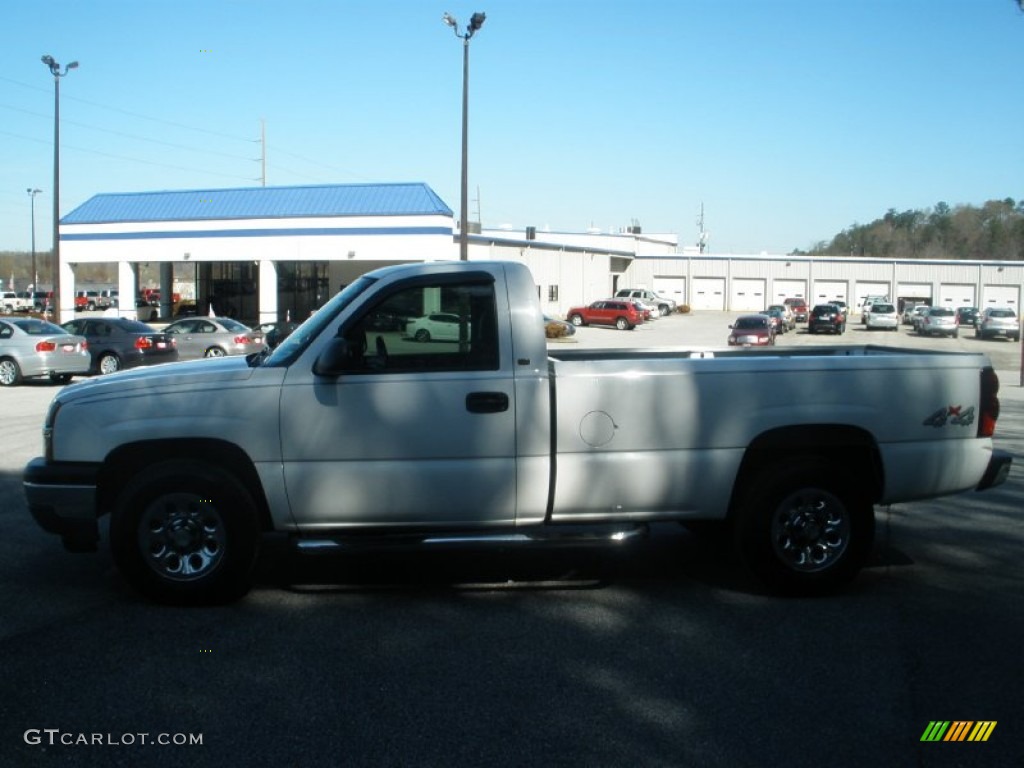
[808, 303, 846, 334]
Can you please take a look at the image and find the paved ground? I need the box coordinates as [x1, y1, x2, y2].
[0, 314, 1020, 767]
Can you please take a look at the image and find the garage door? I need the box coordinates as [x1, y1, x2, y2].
[812, 281, 848, 305]
[730, 278, 766, 311]
[981, 285, 1019, 309]
[691, 278, 725, 311]
[939, 284, 976, 308]
[897, 283, 932, 300]
[652, 277, 686, 307]
[772, 279, 806, 304]
[854, 282, 890, 312]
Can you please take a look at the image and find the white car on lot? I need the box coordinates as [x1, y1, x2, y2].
[917, 306, 959, 338]
[864, 302, 898, 331]
[975, 307, 1020, 342]
[406, 312, 467, 342]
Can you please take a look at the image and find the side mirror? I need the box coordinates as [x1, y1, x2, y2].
[313, 337, 352, 377]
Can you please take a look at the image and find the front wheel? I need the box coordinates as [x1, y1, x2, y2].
[110, 460, 261, 604]
[569, 314, 584, 327]
[414, 329, 430, 342]
[733, 460, 874, 595]
[204, 347, 226, 358]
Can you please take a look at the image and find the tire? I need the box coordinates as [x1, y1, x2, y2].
[99, 353, 121, 374]
[87, 302, 96, 311]
[733, 459, 874, 595]
[110, 460, 260, 604]
[569, 314, 584, 327]
[0, 358, 22, 386]
[615, 317, 629, 331]
[204, 347, 226, 358]
[414, 329, 430, 342]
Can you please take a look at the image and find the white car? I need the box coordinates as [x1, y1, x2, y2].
[865, 302, 898, 331]
[405, 312, 469, 342]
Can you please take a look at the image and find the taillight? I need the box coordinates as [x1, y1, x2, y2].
[35, 340, 56, 352]
[135, 336, 153, 349]
[979, 366, 1000, 438]
[234, 335, 252, 344]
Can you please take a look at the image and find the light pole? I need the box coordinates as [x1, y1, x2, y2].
[41, 54, 78, 323]
[442, 11, 486, 261]
[27, 188, 41, 293]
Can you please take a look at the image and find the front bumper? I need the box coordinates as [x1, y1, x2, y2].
[24, 457, 101, 551]
[976, 450, 1013, 491]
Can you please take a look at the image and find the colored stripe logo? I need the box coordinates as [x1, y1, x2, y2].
[921, 721, 997, 742]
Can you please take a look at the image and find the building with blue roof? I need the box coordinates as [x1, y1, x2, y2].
[59, 182, 458, 322]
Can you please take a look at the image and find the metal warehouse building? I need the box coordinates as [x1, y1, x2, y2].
[624, 253, 1023, 315]
[59, 182, 1023, 323]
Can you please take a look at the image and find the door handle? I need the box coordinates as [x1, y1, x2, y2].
[466, 392, 509, 413]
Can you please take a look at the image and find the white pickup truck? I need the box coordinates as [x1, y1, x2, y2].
[24, 261, 1012, 604]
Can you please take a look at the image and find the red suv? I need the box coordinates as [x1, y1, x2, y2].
[567, 300, 644, 330]
[783, 297, 809, 322]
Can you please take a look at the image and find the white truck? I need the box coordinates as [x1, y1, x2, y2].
[24, 261, 1012, 604]
[1, 291, 34, 313]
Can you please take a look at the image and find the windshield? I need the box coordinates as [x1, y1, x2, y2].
[262, 276, 378, 366]
[734, 317, 767, 329]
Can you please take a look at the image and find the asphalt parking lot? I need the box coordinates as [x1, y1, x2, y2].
[0, 312, 1021, 767]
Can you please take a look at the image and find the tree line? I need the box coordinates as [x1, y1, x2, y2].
[794, 199, 1024, 261]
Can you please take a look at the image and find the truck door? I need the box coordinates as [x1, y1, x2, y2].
[278, 274, 518, 529]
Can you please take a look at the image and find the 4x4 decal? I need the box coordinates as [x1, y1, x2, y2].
[923, 405, 975, 428]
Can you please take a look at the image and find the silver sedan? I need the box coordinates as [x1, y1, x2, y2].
[162, 317, 265, 360]
[0, 317, 91, 386]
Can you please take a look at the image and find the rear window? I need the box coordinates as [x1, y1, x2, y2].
[872, 304, 895, 313]
[930, 307, 954, 316]
[988, 309, 1015, 318]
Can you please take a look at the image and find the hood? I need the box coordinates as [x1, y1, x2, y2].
[56, 356, 257, 404]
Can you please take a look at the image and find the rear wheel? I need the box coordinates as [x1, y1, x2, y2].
[734, 459, 874, 595]
[99, 353, 121, 374]
[615, 317, 629, 330]
[110, 460, 260, 604]
[0, 358, 22, 386]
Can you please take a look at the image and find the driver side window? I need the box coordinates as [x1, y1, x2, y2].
[343, 280, 499, 373]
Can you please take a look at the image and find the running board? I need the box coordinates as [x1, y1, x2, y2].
[292, 524, 648, 554]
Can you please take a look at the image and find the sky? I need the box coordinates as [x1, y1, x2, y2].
[1, 0, 1022, 255]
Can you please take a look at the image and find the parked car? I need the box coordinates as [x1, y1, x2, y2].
[566, 300, 644, 330]
[909, 304, 931, 331]
[255, 320, 301, 349]
[808, 303, 846, 334]
[627, 299, 655, 322]
[0, 317, 90, 386]
[134, 300, 159, 322]
[917, 306, 958, 337]
[975, 307, 1020, 342]
[860, 295, 888, 321]
[61, 317, 179, 375]
[162, 317, 265, 359]
[864, 302, 898, 331]
[727, 314, 775, 346]
[760, 307, 788, 334]
[614, 288, 677, 317]
[767, 303, 796, 331]
[405, 312, 469, 342]
[783, 297, 809, 322]
[903, 302, 928, 324]
[955, 306, 980, 328]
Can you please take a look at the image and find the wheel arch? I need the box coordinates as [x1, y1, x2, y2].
[727, 424, 884, 520]
[97, 439, 274, 532]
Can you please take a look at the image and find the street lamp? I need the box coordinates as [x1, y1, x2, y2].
[27, 188, 42, 293]
[41, 54, 78, 323]
[442, 11, 486, 261]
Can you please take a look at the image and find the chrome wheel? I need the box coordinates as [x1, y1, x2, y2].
[0, 358, 21, 386]
[204, 347, 226, 357]
[99, 353, 120, 374]
[770, 488, 850, 573]
[139, 494, 227, 583]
